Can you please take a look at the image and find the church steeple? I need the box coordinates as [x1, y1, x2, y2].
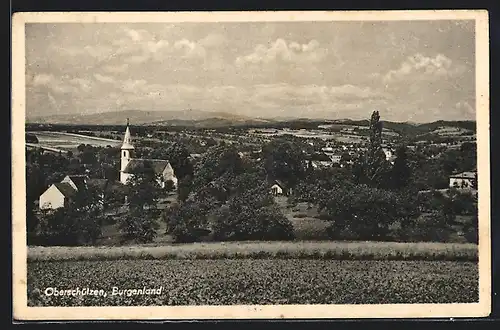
[120, 118, 134, 184]
[121, 118, 134, 150]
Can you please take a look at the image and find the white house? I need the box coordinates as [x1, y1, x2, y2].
[382, 147, 393, 160]
[39, 182, 77, 210]
[270, 180, 291, 196]
[330, 154, 342, 164]
[449, 171, 477, 189]
[39, 175, 110, 210]
[120, 119, 178, 189]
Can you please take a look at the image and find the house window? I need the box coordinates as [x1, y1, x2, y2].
[123, 151, 126, 157]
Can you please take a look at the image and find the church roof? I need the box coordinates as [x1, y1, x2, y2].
[123, 158, 171, 176]
[87, 178, 109, 191]
[53, 182, 78, 198]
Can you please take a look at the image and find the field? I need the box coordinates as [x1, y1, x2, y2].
[27, 241, 478, 262]
[28, 131, 121, 150]
[27, 259, 478, 306]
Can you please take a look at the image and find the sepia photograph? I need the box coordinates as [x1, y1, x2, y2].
[11, 10, 490, 320]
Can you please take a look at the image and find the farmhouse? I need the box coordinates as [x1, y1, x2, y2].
[39, 182, 77, 210]
[120, 120, 178, 189]
[449, 171, 477, 190]
[270, 180, 292, 196]
[329, 154, 342, 164]
[39, 175, 109, 210]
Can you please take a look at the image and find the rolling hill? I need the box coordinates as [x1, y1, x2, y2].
[26, 109, 263, 126]
[26, 110, 475, 137]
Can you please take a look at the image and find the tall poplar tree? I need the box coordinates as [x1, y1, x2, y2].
[365, 111, 388, 187]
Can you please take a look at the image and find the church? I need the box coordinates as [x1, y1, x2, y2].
[38, 120, 177, 210]
[120, 120, 178, 189]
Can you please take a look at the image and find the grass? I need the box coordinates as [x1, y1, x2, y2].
[27, 240, 478, 262]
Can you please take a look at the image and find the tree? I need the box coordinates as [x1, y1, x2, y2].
[261, 139, 306, 188]
[164, 161, 294, 243]
[165, 142, 194, 180]
[365, 111, 390, 187]
[390, 145, 411, 190]
[210, 179, 294, 241]
[36, 186, 105, 246]
[191, 144, 244, 194]
[318, 182, 419, 240]
[119, 167, 163, 243]
[163, 193, 217, 242]
[353, 111, 390, 188]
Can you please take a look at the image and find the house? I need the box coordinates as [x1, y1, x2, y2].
[270, 180, 291, 196]
[449, 171, 477, 189]
[120, 119, 178, 189]
[382, 147, 393, 160]
[310, 160, 333, 169]
[39, 182, 77, 210]
[61, 175, 87, 191]
[39, 175, 110, 210]
[330, 154, 342, 164]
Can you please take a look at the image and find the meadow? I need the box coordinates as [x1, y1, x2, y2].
[28, 131, 121, 150]
[27, 259, 479, 306]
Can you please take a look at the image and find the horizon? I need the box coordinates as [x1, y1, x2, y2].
[26, 21, 476, 123]
[25, 108, 477, 126]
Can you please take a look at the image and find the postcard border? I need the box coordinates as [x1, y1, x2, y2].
[11, 10, 491, 320]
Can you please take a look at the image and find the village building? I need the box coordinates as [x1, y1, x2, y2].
[39, 175, 109, 210]
[329, 154, 342, 164]
[120, 120, 178, 189]
[270, 180, 292, 196]
[449, 171, 477, 190]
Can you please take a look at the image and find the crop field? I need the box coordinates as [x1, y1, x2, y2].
[27, 240, 478, 262]
[28, 131, 121, 150]
[27, 259, 478, 306]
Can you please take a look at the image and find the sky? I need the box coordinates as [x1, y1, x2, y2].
[25, 20, 476, 122]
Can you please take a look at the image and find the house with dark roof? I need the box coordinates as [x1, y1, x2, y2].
[119, 120, 178, 189]
[39, 182, 78, 210]
[61, 175, 88, 191]
[270, 180, 291, 196]
[449, 171, 477, 190]
[39, 175, 111, 210]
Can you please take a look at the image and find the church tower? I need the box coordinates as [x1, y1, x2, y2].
[120, 118, 135, 184]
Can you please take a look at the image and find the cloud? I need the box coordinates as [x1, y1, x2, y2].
[174, 39, 206, 58]
[199, 33, 227, 48]
[69, 77, 92, 92]
[103, 63, 129, 73]
[123, 27, 153, 43]
[30, 73, 85, 94]
[94, 73, 115, 84]
[251, 83, 387, 104]
[125, 54, 151, 64]
[235, 39, 328, 66]
[383, 53, 466, 83]
[455, 100, 475, 115]
[121, 79, 148, 93]
[145, 40, 169, 54]
[32, 73, 55, 87]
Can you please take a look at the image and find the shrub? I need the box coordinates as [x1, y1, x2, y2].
[119, 209, 159, 244]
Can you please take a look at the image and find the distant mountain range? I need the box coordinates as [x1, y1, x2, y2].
[26, 109, 476, 136]
[26, 109, 267, 126]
